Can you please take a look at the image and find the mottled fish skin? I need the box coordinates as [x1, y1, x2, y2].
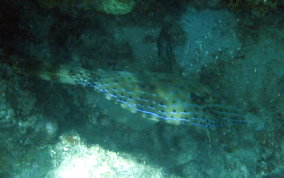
[34, 65, 247, 128]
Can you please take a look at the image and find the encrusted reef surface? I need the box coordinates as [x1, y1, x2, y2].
[0, 0, 284, 177]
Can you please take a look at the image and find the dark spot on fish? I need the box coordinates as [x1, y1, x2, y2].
[191, 93, 205, 104]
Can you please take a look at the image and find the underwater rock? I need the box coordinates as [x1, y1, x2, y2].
[156, 23, 185, 73]
[279, 75, 284, 97]
[48, 132, 164, 177]
[35, 119, 58, 139]
[223, 0, 280, 16]
[39, 0, 135, 15]
[174, 8, 241, 76]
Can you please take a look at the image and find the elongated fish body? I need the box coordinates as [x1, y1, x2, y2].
[33, 64, 245, 128]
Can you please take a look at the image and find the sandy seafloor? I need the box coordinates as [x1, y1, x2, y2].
[0, 0, 283, 177]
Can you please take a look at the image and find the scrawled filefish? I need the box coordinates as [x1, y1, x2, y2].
[11, 59, 246, 128]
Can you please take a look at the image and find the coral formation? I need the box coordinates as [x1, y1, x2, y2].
[96, 0, 136, 15]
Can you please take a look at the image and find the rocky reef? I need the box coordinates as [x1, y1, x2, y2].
[0, 0, 284, 177]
